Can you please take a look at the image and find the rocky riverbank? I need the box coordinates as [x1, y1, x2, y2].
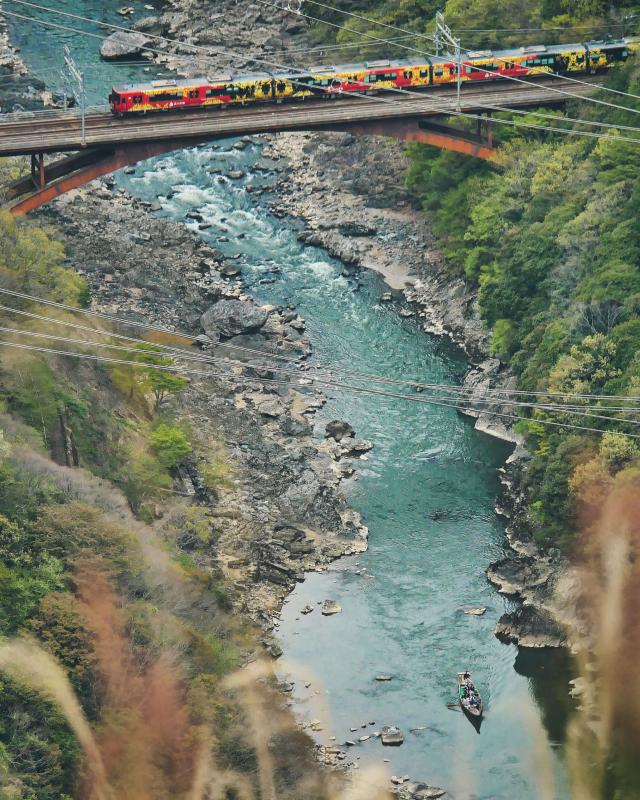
[0, 2, 47, 112]
[257, 129, 573, 650]
[38, 182, 370, 655]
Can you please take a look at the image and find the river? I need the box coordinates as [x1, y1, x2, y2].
[8, 5, 574, 797]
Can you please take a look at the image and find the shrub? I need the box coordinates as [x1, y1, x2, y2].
[149, 424, 192, 470]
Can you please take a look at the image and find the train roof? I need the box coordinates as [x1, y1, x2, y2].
[112, 73, 273, 92]
[112, 36, 637, 92]
[463, 36, 636, 61]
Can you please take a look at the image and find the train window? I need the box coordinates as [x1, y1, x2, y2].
[189, 90, 199, 98]
[206, 87, 228, 97]
[262, 82, 271, 93]
[152, 91, 183, 102]
[465, 66, 474, 74]
[133, 95, 142, 103]
[419, 69, 428, 78]
[577, 54, 585, 62]
[403, 70, 413, 79]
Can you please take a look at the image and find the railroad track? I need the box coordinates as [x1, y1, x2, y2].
[0, 77, 604, 157]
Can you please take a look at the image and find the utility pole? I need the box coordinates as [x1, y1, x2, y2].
[434, 12, 463, 111]
[61, 45, 86, 147]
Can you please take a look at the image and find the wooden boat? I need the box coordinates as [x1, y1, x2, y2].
[457, 671, 484, 721]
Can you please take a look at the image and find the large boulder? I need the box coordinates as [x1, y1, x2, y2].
[396, 782, 446, 800]
[133, 16, 167, 35]
[325, 420, 355, 442]
[201, 299, 268, 339]
[495, 604, 567, 648]
[100, 31, 150, 60]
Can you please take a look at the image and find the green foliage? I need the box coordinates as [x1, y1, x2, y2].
[198, 457, 234, 491]
[149, 424, 192, 470]
[403, 54, 640, 547]
[490, 319, 517, 359]
[599, 432, 638, 470]
[24, 503, 142, 586]
[142, 357, 189, 411]
[110, 345, 188, 411]
[0, 674, 79, 800]
[187, 629, 237, 677]
[0, 212, 87, 306]
[27, 593, 99, 718]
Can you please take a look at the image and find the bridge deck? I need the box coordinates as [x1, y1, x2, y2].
[0, 78, 601, 157]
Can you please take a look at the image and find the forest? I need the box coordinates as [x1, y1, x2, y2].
[0, 0, 640, 797]
[310, 0, 640, 549]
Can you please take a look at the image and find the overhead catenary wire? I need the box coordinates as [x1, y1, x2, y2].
[7, 0, 640, 121]
[4, 8, 640, 149]
[5, 300, 640, 416]
[2, 288, 640, 406]
[252, 0, 640, 111]
[5, 8, 640, 147]
[4, 305, 640, 416]
[1, 336, 639, 441]
[3, 322, 640, 425]
[451, 18, 638, 33]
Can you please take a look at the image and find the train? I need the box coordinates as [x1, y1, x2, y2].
[109, 37, 640, 116]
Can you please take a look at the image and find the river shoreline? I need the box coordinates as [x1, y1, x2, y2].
[1, 3, 574, 794]
[259, 129, 569, 649]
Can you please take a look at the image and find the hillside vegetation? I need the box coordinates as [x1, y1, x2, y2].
[0, 213, 329, 799]
[309, 0, 640, 551]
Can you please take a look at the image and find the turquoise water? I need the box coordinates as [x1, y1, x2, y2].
[8, 7, 574, 797]
[120, 145, 572, 800]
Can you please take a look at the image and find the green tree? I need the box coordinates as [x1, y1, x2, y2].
[149, 424, 192, 470]
[132, 347, 189, 411]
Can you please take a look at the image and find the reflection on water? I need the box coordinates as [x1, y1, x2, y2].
[514, 648, 577, 747]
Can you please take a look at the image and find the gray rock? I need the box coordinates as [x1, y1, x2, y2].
[100, 31, 150, 60]
[396, 782, 447, 800]
[132, 15, 166, 35]
[325, 420, 355, 442]
[321, 600, 342, 616]
[342, 438, 373, 456]
[381, 725, 404, 746]
[495, 604, 567, 648]
[281, 414, 312, 437]
[201, 299, 268, 338]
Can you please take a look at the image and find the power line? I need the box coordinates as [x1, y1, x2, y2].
[2, 336, 639, 440]
[254, 0, 640, 113]
[2, 288, 640, 404]
[7, 0, 640, 121]
[451, 18, 638, 33]
[2, 322, 639, 425]
[0, 289, 640, 410]
[302, 0, 437, 47]
[1, 15, 635, 148]
[4, 6, 640, 147]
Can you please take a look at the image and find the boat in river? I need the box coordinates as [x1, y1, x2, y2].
[458, 671, 484, 727]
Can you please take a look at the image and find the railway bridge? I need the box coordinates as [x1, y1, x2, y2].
[0, 78, 600, 215]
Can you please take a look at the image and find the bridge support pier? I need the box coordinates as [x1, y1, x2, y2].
[30, 153, 45, 190]
[7, 140, 207, 216]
